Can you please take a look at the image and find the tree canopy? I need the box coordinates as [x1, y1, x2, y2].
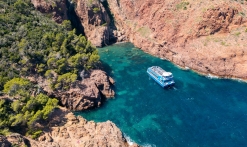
[0, 0, 100, 91]
[0, 0, 100, 138]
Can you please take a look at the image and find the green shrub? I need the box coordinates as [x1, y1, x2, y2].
[93, 7, 100, 13]
[234, 32, 241, 36]
[176, 1, 189, 10]
[3, 78, 31, 96]
[0, 128, 11, 136]
[26, 129, 43, 139]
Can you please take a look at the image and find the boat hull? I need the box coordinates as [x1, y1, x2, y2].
[147, 70, 175, 88]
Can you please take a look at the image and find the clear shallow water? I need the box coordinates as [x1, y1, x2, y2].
[76, 43, 247, 147]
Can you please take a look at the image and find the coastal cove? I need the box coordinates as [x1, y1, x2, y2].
[76, 43, 247, 147]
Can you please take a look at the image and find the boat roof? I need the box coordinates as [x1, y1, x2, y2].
[162, 72, 172, 77]
[150, 66, 173, 77]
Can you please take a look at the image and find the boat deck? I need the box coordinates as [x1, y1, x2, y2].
[147, 66, 175, 88]
[151, 66, 166, 76]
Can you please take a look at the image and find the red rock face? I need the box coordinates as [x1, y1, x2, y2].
[56, 70, 115, 111]
[31, 0, 68, 23]
[32, 70, 114, 111]
[75, 0, 117, 47]
[107, 0, 247, 79]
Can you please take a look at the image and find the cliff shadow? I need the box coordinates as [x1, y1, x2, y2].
[40, 107, 70, 131]
[66, 0, 85, 35]
[100, 0, 118, 46]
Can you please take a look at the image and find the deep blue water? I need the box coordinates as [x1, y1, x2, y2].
[76, 43, 247, 147]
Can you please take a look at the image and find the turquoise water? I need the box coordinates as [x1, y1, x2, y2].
[76, 43, 247, 147]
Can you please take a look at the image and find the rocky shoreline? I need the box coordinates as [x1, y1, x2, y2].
[0, 69, 139, 147]
[0, 107, 139, 147]
[105, 0, 247, 80]
[6, 0, 246, 146]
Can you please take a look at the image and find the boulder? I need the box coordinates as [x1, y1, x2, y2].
[0, 135, 11, 147]
[89, 70, 115, 98]
[6, 133, 28, 147]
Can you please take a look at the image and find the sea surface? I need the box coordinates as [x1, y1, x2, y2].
[76, 43, 247, 147]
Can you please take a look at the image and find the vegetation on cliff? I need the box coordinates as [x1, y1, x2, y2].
[0, 0, 99, 90]
[0, 0, 99, 137]
[1, 78, 58, 138]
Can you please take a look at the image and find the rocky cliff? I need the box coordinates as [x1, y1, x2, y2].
[74, 0, 117, 47]
[0, 108, 138, 147]
[34, 70, 114, 111]
[104, 0, 247, 79]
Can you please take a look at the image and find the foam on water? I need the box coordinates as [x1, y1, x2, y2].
[124, 133, 135, 146]
[142, 143, 157, 147]
[207, 74, 219, 79]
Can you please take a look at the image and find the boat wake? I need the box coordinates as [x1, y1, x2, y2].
[172, 86, 177, 90]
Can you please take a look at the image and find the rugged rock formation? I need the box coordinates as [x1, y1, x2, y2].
[75, 0, 117, 47]
[58, 70, 114, 111]
[6, 133, 29, 147]
[31, 0, 68, 23]
[35, 70, 114, 111]
[0, 108, 139, 147]
[89, 70, 115, 98]
[106, 0, 247, 79]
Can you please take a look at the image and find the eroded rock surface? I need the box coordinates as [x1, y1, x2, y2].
[89, 70, 115, 98]
[36, 117, 125, 146]
[0, 108, 139, 147]
[31, 0, 68, 23]
[36, 70, 114, 111]
[30, 108, 138, 147]
[106, 0, 247, 79]
[75, 0, 118, 47]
